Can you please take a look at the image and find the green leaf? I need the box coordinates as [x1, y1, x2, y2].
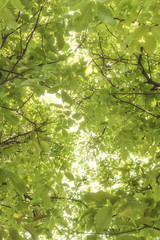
[21, 79, 36, 86]
[33, 141, 41, 154]
[0, 0, 9, 10]
[11, 175, 26, 195]
[65, 0, 88, 10]
[143, 35, 156, 55]
[0, 0, 160, 239]
[73, 2, 93, 32]
[72, 113, 82, 120]
[2, 109, 19, 126]
[135, 217, 156, 225]
[55, 33, 65, 50]
[0, 7, 17, 29]
[95, 206, 112, 232]
[10, 0, 24, 10]
[117, 236, 140, 240]
[41, 190, 51, 207]
[40, 141, 50, 152]
[33, 214, 49, 221]
[97, 3, 115, 24]
[9, 228, 22, 240]
[153, 185, 160, 202]
[133, 26, 148, 40]
[151, 26, 160, 42]
[96, 0, 106, 2]
[83, 191, 110, 205]
[0, 228, 6, 239]
[86, 235, 97, 240]
[20, 13, 29, 21]
[23, 224, 38, 240]
[0, 168, 13, 178]
[61, 91, 73, 105]
[65, 172, 74, 181]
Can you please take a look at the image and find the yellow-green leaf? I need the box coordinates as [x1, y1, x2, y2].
[13, 213, 23, 225]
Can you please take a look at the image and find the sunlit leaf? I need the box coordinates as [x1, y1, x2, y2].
[13, 213, 23, 225]
[0, 0, 160, 239]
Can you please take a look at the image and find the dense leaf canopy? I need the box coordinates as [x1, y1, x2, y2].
[0, 0, 160, 239]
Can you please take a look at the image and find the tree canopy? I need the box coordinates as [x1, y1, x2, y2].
[0, 0, 160, 239]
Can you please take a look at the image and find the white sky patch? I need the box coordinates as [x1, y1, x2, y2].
[88, 158, 97, 169]
[130, 153, 149, 164]
[40, 91, 62, 104]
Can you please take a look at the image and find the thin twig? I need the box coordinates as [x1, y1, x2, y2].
[112, 94, 159, 118]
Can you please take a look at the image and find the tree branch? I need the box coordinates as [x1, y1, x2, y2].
[137, 47, 160, 89]
[112, 94, 159, 118]
[0, 6, 43, 86]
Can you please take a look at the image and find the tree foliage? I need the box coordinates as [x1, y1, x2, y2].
[0, 0, 160, 239]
